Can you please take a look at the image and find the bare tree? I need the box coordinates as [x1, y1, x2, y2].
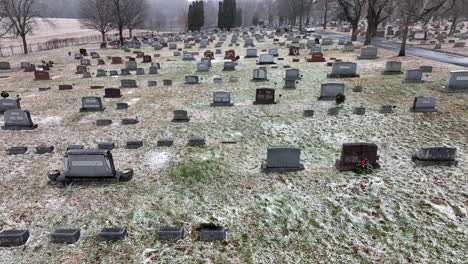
[396, 0, 453, 56]
[79, 0, 113, 42]
[109, 0, 130, 45]
[445, 0, 468, 36]
[0, 0, 51, 54]
[364, 0, 395, 45]
[336, 0, 366, 41]
[124, 0, 146, 38]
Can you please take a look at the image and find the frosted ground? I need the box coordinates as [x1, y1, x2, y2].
[0, 32, 467, 263]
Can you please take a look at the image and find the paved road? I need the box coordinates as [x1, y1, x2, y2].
[317, 31, 468, 68]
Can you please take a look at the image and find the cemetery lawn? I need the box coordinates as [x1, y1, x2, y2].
[0, 35, 467, 264]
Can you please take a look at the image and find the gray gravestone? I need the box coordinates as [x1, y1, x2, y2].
[120, 79, 137, 88]
[172, 110, 190, 122]
[328, 62, 359, 78]
[252, 68, 268, 81]
[441, 70, 468, 93]
[1, 109, 37, 130]
[412, 147, 458, 166]
[185, 76, 200, 84]
[80, 96, 105, 112]
[261, 146, 305, 173]
[245, 48, 258, 58]
[412, 96, 437, 112]
[358, 47, 378, 59]
[211, 91, 233, 106]
[318, 82, 345, 100]
[383, 61, 403, 75]
[403, 69, 424, 83]
[0, 97, 21, 113]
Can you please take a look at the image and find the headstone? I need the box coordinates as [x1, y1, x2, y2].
[403, 69, 424, 83]
[412, 147, 458, 166]
[96, 69, 106, 77]
[328, 62, 359, 78]
[75, 65, 88, 74]
[197, 225, 226, 241]
[109, 70, 118, 76]
[1, 109, 37, 130]
[284, 68, 301, 80]
[136, 68, 145, 75]
[80, 59, 91, 66]
[157, 226, 184, 241]
[0, 62, 11, 70]
[172, 110, 190, 122]
[321, 38, 333, 45]
[157, 138, 174, 147]
[307, 52, 325, 62]
[268, 48, 279, 57]
[104, 88, 122, 98]
[211, 91, 233, 106]
[261, 146, 305, 173]
[318, 82, 345, 100]
[383, 61, 403, 75]
[223, 62, 236, 71]
[289, 47, 300, 56]
[79, 96, 105, 112]
[185, 75, 200, 84]
[97, 142, 115, 150]
[99, 228, 127, 241]
[379, 105, 395, 114]
[125, 61, 137, 71]
[34, 71, 51, 80]
[182, 52, 195, 61]
[343, 42, 355, 52]
[303, 110, 314, 117]
[258, 54, 275, 65]
[0, 230, 29, 247]
[252, 68, 268, 81]
[7, 146, 28, 155]
[96, 119, 112, 126]
[245, 48, 258, 58]
[36, 144, 54, 154]
[335, 143, 381, 171]
[163, 80, 172, 86]
[420, 66, 433, 73]
[187, 137, 205, 147]
[0, 97, 21, 113]
[224, 50, 235, 59]
[197, 63, 209, 72]
[120, 79, 137, 88]
[122, 118, 139, 125]
[358, 47, 378, 59]
[116, 103, 128, 110]
[441, 70, 468, 93]
[50, 229, 80, 244]
[412, 96, 437, 112]
[20, 62, 30, 69]
[353, 107, 366, 115]
[253, 88, 276, 105]
[111, 57, 123, 64]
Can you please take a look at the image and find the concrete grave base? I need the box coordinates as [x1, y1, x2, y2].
[261, 163, 305, 173]
[253, 101, 276, 105]
[257, 62, 276, 65]
[410, 108, 438, 113]
[1, 124, 38, 130]
[382, 71, 403, 75]
[171, 118, 190, 122]
[210, 102, 234, 107]
[335, 160, 381, 172]
[79, 107, 105, 112]
[327, 74, 360, 78]
[411, 157, 458, 167]
[402, 80, 424, 83]
[51, 169, 132, 187]
[357, 56, 379, 60]
[439, 86, 468, 93]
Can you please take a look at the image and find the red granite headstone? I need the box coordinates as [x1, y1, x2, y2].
[307, 52, 326, 62]
[34, 71, 51, 81]
[204, 51, 214, 59]
[97, 59, 105, 65]
[224, 50, 235, 60]
[111, 57, 123, 64]
[59, 85, 73, 90]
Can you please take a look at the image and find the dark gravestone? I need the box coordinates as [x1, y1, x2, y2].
[353, 107, 366, 115]
[104, 88, 122, 98]
[0, 97, 21, 113]
[211, 91, 233, 106]
[136, 68, 145, 75]
[420, 66, 433, 73]
[379, 105, 395, 114]
[67, 145, 84, 150]
[59, 85, 73, 90]
[1, 109, 37, 130]
[109, 70, 119, 76]
[0, 230, 29, 247]
[253, 88, 276, 105]
[76, 65, 88, 74]
[34, 71, 51, 80]
[223, 62, 236, 71]
[188, 137, 205, 147]
[50, 229, 80, 244]
[197, 63, 209, 72]
[157, 138, 173, 147]
[38, 87, 50, 92]
[353, 86, 363, 92]
[411, 147, 458, 166]
[157, 226, 184, 241]
[99, 228, 127, 241]
[149, 67, 158, 74]
[126, 141, 143, 149]
[412, 97, 437, 112]
[148, 81, 157, 87]
[318, 83, 345, 100]
[96, 69, 106, 77]
[163, 80, 172, 86]
[303, 110, 315, 117]
[172, 110, 190, 122]
[80, 97, 105, 112]
[7, 147, 28, 155]
[36, 145, 54, 154]
[261, 146, 305, 173]
[111, 57, 123, 64]
[122, 118, 139, 125]
[197, 225, 226, 241]
[328, 107, 340, 116]
[306, 52, 325, 62]
[98, 142, 115, 150]
[120, 69, 131, 76]
[335, 143, 381, 171]
[283, 79, 298, 89]
[0, 62, 11, 70]
[120, 79, 137, 88]
[185, 75, 200, 84]
[116, 103, 128, 110]
[96, 119, 112, 126]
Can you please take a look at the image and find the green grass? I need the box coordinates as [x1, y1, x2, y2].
[169, 159, 220, 184]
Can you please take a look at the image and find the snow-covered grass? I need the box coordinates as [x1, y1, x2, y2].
[0, 31, 467, 264]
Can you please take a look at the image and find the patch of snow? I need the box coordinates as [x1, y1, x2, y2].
[145, 151, 170, 169]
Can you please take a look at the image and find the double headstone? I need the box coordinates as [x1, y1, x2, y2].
[252, 68, 268, 81]
[253, 88, 276, 105]
[328, 62, 359, 78]
[335, 143, 381, 171]
[412, 147, 458, 166]
[80, 96, 105, 112]
[318, 82, 345, 100]
[120, 79, 137, 88]
[441, 70, 468, 93]
[211, 91, 233, 106]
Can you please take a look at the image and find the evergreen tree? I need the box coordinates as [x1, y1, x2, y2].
[188, 1, 204, 32]
[235, 8, 242, 27]
[252, 12, 259, 26]
[217, 2, 224, 29]
[218, 0, 237, 30]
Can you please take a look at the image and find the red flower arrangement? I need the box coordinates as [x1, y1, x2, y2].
[355, 157, 374, 174]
